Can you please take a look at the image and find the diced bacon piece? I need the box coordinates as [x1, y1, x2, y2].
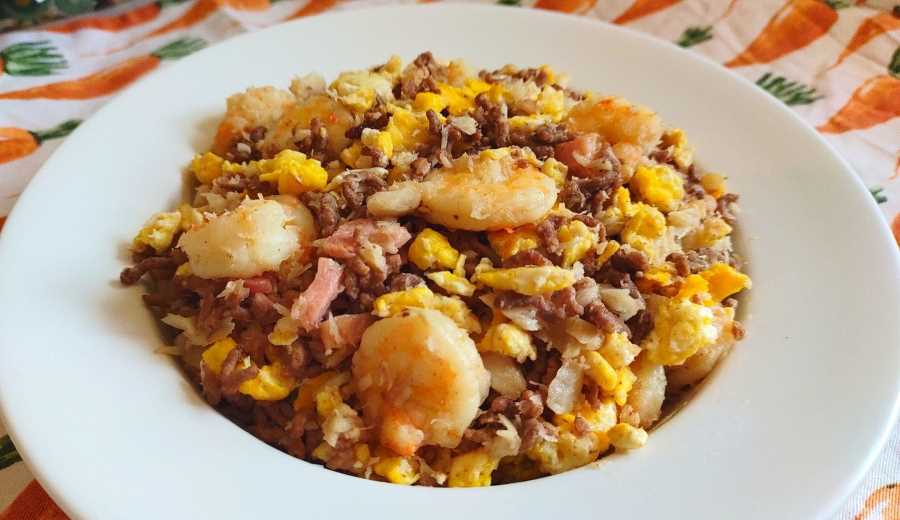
[316, 219, 411, 259]
[291, 257, 344, 331]
[319, 313, 377, 368]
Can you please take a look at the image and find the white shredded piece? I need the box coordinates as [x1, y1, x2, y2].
[449, 115, 477, 135]
[547, 358, 584, 414]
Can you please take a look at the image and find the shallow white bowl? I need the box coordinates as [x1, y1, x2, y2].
[1, 4, 899, 519]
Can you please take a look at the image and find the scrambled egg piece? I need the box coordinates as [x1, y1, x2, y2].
[174, 263, 192, 277]
[339, 142, 364, 169]
[201, 337, 237, 375]
[598, 332, 641, 369]
[426, 271, 476, 297]
[644, 267, 674, 286]
[700, 173, 727, 198]
[329, 70, 393, 112]
[487, 226, 539, 260]
[699, 263, 751, 302]
[239, 362, 298, 401]
[409, 229, 460, 271]
[354, 444, 371, 466]
[268, 316, 299, 346]
[385, 107, 431, 153]
[537, 86, 567, 121]
[178, 203, 204, 231]
[621, 203, 666, 255]
[375, 456, 419, 485]
[373, 286, 481, 332]
[361, 128, 394, 159]
[191, 152, 226, 184]
[294, 371, 349, 412]
[644, 297, 718, 366]
[479, 322, 536, 363]
[509, 115, 553, 130]
[314, 384, 344, 417]
[541, 157, 568, 187]
[595, 240, 621, 267]
[613, 366, 636, 406]
[413, 91, 447, 114]
[607, 423, 648, 450]
[528, 430, 608, 475]
[133, 211, 181, 253]
[661, 128, 693, 170]
[584, 351, 618, 392]
[554, 399, 617, 434]
[258, 150, 327, 195]
[476, 266, 575, 296]
[311, 441, 334, 462]
[677, 274, 711, 302]
[423, 80, 493, 116]
[558, 220, 598, 268]
[601, 187, 638, 235]
[630, 164, 685, 212]
[682, 216, 732, 250]
[448, 449, 499, 487]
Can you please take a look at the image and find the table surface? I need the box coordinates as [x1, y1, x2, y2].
[0, 0, 898, 518]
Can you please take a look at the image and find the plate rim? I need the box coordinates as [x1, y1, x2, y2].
[1, 4, 898, 519]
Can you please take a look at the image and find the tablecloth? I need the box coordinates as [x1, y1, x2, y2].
[0, 0, 898, 517]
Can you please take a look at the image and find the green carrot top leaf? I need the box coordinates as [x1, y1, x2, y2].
[888, 45, 900, 79]
[1, 40, 67, 76]
[870, 186, 887, 204]
[677, 26, 713, 48]
[756, 72, 823, 106]
[0, 435, 22, 471]
[497, 0, 521, 5]
[823, 0, 851, 10]
[31, 119, 82, 144]
[151, 37, 207, 61]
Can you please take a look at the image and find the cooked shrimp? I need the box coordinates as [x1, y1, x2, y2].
[352, 308, 490, 456]
[625, 355, 666, 429]
[565, 96, 663, 154]
[260, 93, 354, 158]
[417, 151, 558, 231]
[179, 198, 301, 279]
[212, 87, 295, 156]
[269, 194, 317, 244]
[564, 96, 662, 178]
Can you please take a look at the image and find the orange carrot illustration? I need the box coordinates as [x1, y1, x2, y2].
[46, 1, 163, 33]
[0, 38, 204, 101]
[613, 0, 681, 24]
[534, 0, 597, 14]
[0, 41, 66, 76]
[0, 120, 80, 164]
[0, 480, 68, 520]
[818, 45, 900, 133]
[140, 0, 219, 40]
[286, 0, 338, 20]
[724, 0, 848, 68]
[894, 215, 900, 248]
[220, 0, 270, 10]
[828, 8, 900, 70]
[0, 216, 5, 233]
[857, 483, 900, 519]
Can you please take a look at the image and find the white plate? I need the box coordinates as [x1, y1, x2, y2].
[1, 4, 898, 519]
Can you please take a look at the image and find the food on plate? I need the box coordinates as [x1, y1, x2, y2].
[120, 52, 750, 487]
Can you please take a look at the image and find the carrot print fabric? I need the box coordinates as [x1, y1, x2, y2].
[0, 1, 898, 519]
